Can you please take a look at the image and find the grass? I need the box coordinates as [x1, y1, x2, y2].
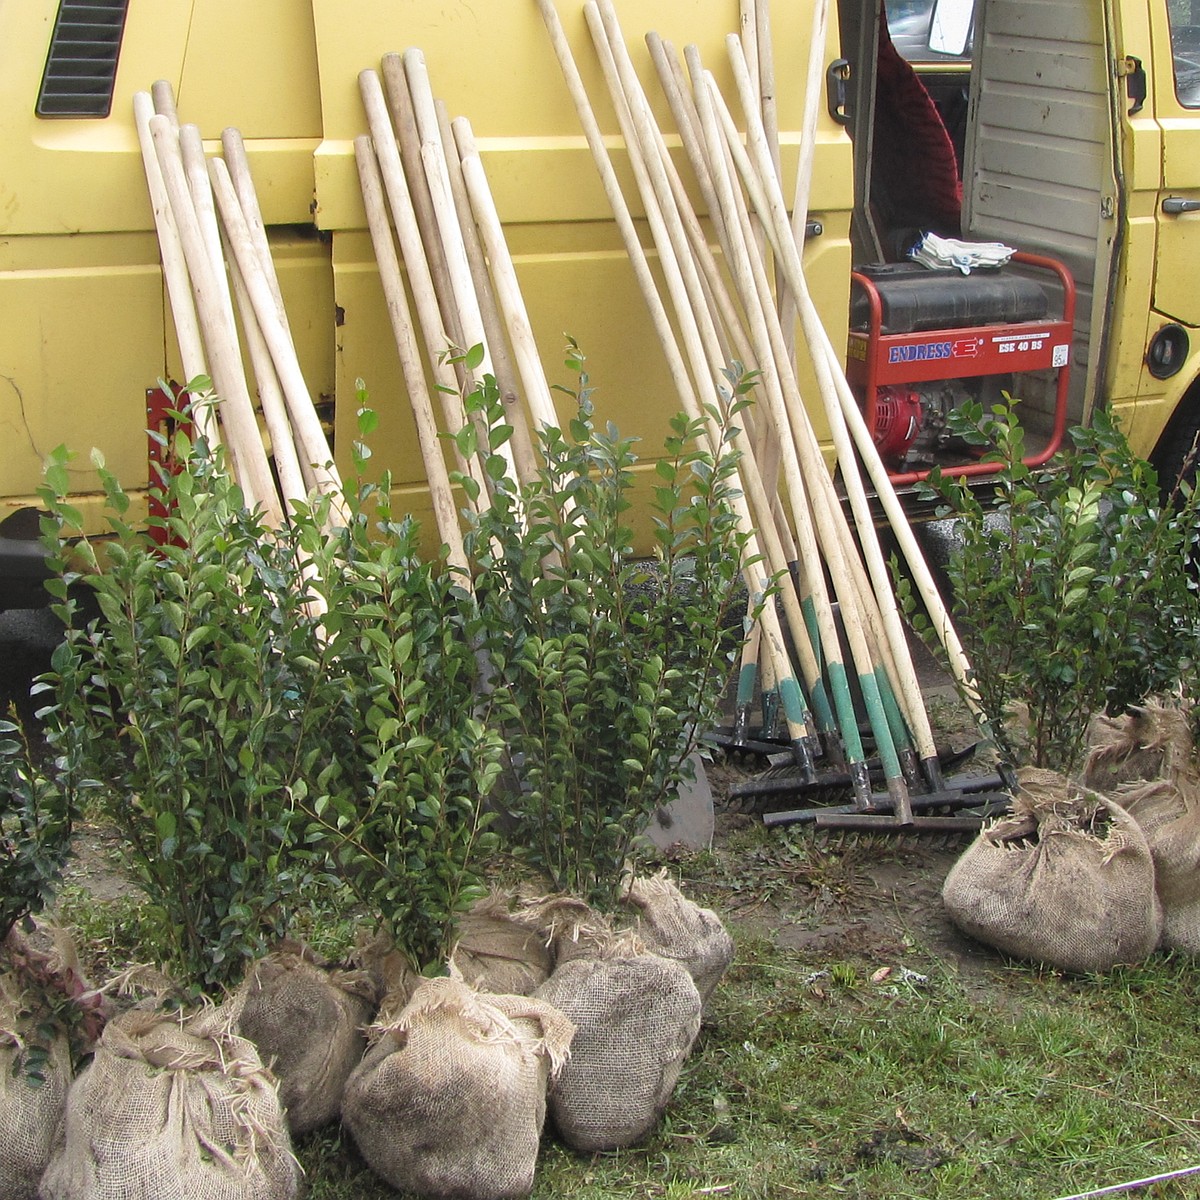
[50, 821, 1200, 1200]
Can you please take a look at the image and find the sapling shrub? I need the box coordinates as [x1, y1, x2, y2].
[38, 423, 351, 991]
[291, 396, 504, 972]
[464, 347, 756, 908]
[0, 708, 77, 947]
[39, 387, 507, 985]
[899, 397, 1200, 771]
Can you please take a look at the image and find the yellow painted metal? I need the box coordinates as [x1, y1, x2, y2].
[12, 0, 1200, 561]
[1, 0, 855, 547]
[1146, 0, 1200, 329]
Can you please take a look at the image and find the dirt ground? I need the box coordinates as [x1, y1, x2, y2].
[698, 754, 1002, 985]
[681, 619, 1010, 989]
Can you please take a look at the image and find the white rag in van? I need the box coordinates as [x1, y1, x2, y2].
[908, 230, 1016, 274]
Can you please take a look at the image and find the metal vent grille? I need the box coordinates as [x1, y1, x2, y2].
[36, 0, 130, 118]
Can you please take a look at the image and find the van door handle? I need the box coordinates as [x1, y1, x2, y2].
[1163, 197, 1200, 215]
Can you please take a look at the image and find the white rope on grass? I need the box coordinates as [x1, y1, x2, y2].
[1052, 1163, 1200, 1200]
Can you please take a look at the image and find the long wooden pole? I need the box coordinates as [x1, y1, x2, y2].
[624, 21, 840, 748]
[357, 69, 491, 509]
[587, 0, 825, 769]
[722, 35, 960, 782]
[132, 91, 217, 448]
[149, 115, 283, 528]
[435, 99, 538, 485]
[380, 56, 468, 382]
[689, 42, 905, 808]
[207, 156, 347, 526]
[354, 135, 469, 573]
[537, 0, 818, 776]
[402, 48, 524, 486]
[451, 117, 561, 438]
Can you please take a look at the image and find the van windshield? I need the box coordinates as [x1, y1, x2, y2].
[1168, 0, 1200, 106]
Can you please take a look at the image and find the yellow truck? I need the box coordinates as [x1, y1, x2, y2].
[1, 0, 1197, 605]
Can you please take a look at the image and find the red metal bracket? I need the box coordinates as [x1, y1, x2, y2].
[145, 382, 193, 547]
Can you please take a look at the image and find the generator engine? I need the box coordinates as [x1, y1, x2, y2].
[871, 381, 969, 470]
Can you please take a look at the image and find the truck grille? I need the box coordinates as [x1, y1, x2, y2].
[36, 0, 130, 118]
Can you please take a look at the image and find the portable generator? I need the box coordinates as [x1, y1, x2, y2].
[846, 251, 1076, 484]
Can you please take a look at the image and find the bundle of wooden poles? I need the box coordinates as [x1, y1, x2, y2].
[133, 82, 345, 540]
[350, 49, 580, 575]
[135, 6, 1003, 827]
[534, 0, 1003, 825]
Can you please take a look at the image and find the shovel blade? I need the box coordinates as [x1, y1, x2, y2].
[641, 751, 715, 852]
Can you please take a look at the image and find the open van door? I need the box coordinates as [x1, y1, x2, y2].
[959, 0, 1123, 436]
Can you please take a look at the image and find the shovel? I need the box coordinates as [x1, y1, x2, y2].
[640, 751, 715, 852]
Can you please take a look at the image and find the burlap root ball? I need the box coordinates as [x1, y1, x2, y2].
[618, 870, 734, 1008]
[1110, 776, 1200, 953]
[1081, 701, 1200, 953]
[39, 1007, 299, 1200]
[0, 976, 71, 1200]
[448, 893, 554, 997]
[535, 934, 702, 1152]
[230, 941, 380, 1135]
[342, 976, 574, 1200]
[510, 895, 615, 969]
[942, 768, 1162, 974]
[1082, 700, 1197, 792]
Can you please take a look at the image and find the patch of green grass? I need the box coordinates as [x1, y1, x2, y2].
[282, 929, 1200, 1199]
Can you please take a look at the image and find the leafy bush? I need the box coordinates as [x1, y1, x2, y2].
[38, 393, 502, 986]
[902, 398, 1200, 770]
[464, 352, 755, 907]
[38, 432, 346, 990]
[293, 410, 503, 971]
[0, 707, 78, 943]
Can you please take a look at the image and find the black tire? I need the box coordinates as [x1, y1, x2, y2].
[1150, 392, 1200, 503]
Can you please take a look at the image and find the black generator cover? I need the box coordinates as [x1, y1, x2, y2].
[850, 262, 1050, 334]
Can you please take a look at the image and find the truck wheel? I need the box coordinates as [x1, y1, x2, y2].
[1149, 394, 1200, 502]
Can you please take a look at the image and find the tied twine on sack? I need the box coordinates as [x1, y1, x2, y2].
[447, 892, 555, 996]
[510, 893, 624, 967]
[343, 976, 574, 1200]
[618, 869, 734, 1007]
[942, 768, 1162, 974]
[1082, 699, 1197, 793]
[39, 1005, 300, 1200]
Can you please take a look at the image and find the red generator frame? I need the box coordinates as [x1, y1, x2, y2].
[845, 250, 1076, 485]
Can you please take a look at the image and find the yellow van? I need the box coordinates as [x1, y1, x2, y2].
[1, 0, 1197, 604]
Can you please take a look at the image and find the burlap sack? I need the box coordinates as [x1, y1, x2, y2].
[448, 894, 554, 997]
[1111, 776, 1200, 953]
[1079, 702, 1200, 952]
[230, 941, 379, 1135]
[942, 768, 1162, 973]
[1082, 701, 1196, 792]
[342, 976, 574, 1200]
[618, 871, 734, 1007]
[0, 978, 71, 1200]
[534, 931, 702, 1152]
[39, 1007, 299, 1200]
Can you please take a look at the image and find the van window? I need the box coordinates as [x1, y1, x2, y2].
[887, 0, 973, 65]
[1168, 0, 1200, 106]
